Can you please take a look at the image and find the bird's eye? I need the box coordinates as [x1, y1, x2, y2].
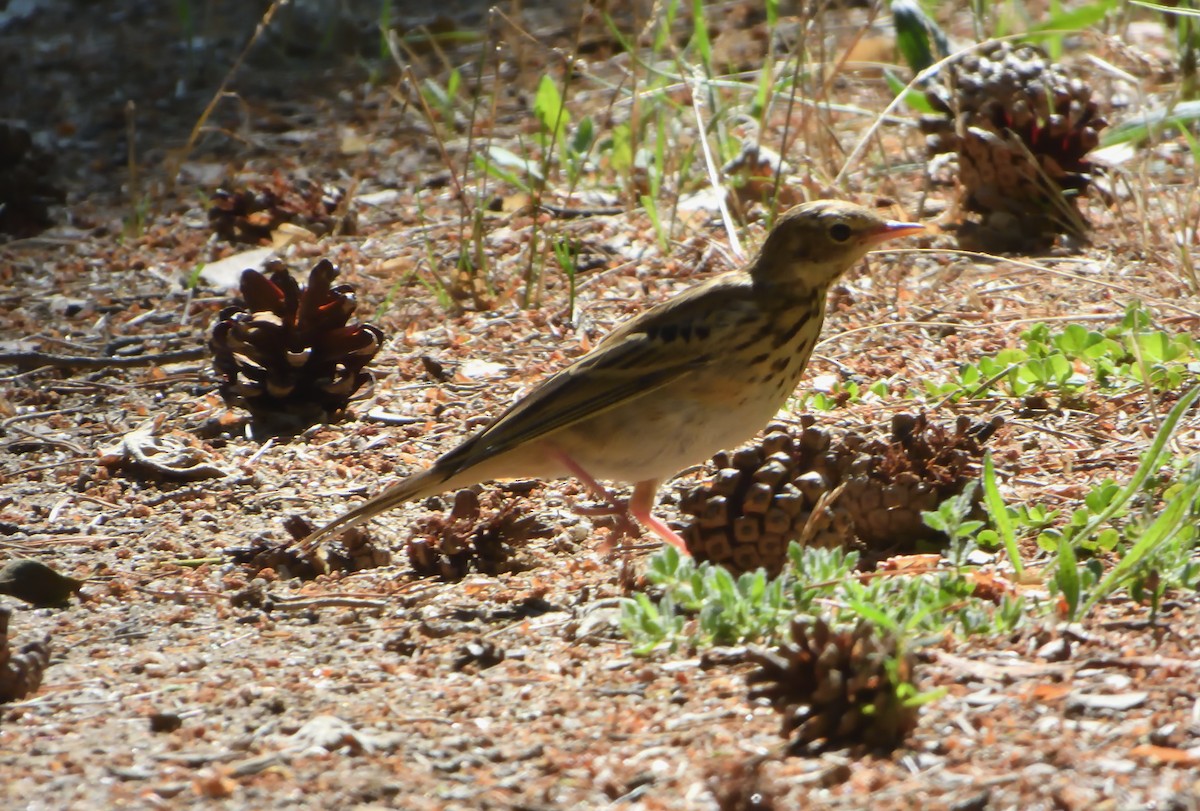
[828, 223, 852, 242]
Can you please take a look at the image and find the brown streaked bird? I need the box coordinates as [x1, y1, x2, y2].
[291, 200, 925, 556]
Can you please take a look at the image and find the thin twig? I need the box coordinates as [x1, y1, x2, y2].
[166, 0, 290, 183]
[0, 347, 207, 370]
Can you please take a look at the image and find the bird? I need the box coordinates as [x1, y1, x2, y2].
[290, 200, 925, 556]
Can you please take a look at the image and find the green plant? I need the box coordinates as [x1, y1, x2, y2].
[421, 68, 462, 126]
[977, 453, 1027, 580]
[891, 0, 949, 73]
[551, 236, 580, 321]
[921, 481, 985, 568]
[621, 537, 1024, 655]
[981, 385, 1200, 619]
[122, 195, 151, 240]
[926, 304, 1200, 403]
[797, 378, 887, 411]
[184, 263, 205, 290]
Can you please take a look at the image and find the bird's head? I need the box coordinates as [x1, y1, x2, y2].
[751, 200, 925, 292]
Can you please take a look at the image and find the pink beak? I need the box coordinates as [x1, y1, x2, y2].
[865, 220, 927, 246]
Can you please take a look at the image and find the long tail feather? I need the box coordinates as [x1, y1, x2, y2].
[292, 466, 446, 554]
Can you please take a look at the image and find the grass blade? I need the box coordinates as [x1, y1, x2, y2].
[982, 452, 1024, 580]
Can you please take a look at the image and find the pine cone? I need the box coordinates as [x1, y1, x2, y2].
[920, 42, 1106, 250]
[747, 616, 918, 753]
[209, 259, 385, 430]
[0, 606, 52, 703]
[226, 517, 392, 580]
[209, 178, 354, 245]
[838, 413, 1000, 550]
[407, 489, 551, 580]
[680, 414, 1002, 575]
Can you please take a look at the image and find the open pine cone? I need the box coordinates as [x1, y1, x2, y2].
[0, 606, 52, 703]
[210, 259, 384, 430]
[920, 41, 1106, 250]
[407, 489, 550, 580]
[680, 413, 1002, 576]
[747, 616, 918, 753]
[209, 178, 354, 244]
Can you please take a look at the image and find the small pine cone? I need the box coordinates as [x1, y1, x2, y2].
[920, 42, 1106, 250]
[322, 525, 393, 572]
[228, 515, 391, 579]
[0, 606, 52, 703]
[210, 259, 385, 430]
[209, 178, 355, 245]
[407, 490, 550, 580]
[682, 427, 814, 576]
[747, 616, 918, 753]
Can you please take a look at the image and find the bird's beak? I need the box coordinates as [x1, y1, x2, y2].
[865, 220, 927, 246]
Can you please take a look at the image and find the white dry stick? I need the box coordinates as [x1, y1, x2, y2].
[689, 66, 744, 261]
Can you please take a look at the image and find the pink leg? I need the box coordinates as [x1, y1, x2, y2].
[547, 446, 640, 538]
[629, 479, 690, 554]
[547, 446, 690, 554]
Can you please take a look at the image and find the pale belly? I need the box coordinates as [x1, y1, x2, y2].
[548, 392, 786, 481]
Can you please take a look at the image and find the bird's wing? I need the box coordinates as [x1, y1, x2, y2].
[436, 273, 754, 477]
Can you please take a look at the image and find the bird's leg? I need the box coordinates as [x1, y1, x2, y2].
[547, 447, 690, 553]
[628, 479, 690, 554]
[547, 447, 641, 540]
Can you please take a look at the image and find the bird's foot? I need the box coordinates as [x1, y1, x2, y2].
[568, 498, 642, 542]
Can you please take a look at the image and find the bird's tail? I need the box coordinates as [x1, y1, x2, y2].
[291, 466, 448, 555]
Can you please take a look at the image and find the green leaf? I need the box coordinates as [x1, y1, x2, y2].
[1095, 527, 1121, 552]
[1055, 534, 1081, 620]
[884, 70, 936, 113]
[846, 600, 899, 632]
[571, 115, 594, 156]
[1084, 481, 1120, 514]
[922, 509, 949, 533]
[1084, 470, 1200, 614]
[1136, 331, 1179, 364]
[891, 0, 946, 72]
[1102, 100, 1200, 147]
[689, 0, 712, 68]
[1053, 323, 1093, 357]
[995, 348, 1030, 366]
[1037, 530, 1060, 554]
[608, 123, 633, 173]
[534, 75, 568, 145]
[1046, 353, 1075, 385]
[1131, 0, 1200, 18]
[1027, 0, 1118, 35]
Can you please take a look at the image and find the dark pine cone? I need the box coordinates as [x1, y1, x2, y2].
[747, 616, 918, 753]
[209, 177, 355, 245]
[920, 41, 1106, 251]
[210, 259, 385, 431]
[0, 606, 52, 703]
[407, 489, 550, 581]
[680, 413, 1003, 576]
